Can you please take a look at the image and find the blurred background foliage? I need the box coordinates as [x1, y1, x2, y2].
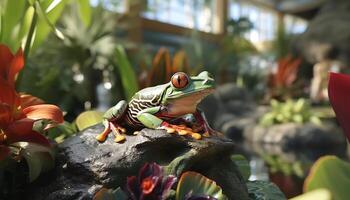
[7, 0, 307, 121]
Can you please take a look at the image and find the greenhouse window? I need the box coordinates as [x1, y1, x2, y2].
[143, 0, 217, 33]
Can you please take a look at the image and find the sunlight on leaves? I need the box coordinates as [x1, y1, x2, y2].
[304, 156, 350, 200]
[75, 110, 103, 131]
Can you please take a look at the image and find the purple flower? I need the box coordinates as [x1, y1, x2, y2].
[127, 163, 177, 200]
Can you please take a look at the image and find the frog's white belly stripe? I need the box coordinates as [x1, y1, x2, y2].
[125, 97, 162, 127]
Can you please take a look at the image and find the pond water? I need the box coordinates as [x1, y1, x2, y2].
[235, 141, 348, 198]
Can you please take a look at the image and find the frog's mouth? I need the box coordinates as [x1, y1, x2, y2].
[165, 88, 214, 117]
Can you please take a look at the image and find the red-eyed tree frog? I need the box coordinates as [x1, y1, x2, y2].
[96, 71, 216, 143]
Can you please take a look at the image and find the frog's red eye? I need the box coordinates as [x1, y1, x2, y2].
[171, 72, 189, 89]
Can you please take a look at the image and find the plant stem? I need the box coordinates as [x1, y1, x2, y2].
[24, 9, 37, 59]
[17, 7, 38, 88]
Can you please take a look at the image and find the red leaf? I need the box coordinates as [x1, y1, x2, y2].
[5, 118, 51, 147]
[0, 45, 24, 87]
[0, 103, 13, 128]
[0, 44, 14, 81]
[23, 104, 64, 125]
[328, 72, 350, 142]
[20, 93, 45, 109]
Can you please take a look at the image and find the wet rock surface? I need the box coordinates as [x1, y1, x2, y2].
[28, 124, 249, 200]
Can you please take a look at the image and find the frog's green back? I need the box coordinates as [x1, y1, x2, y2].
[131, 83, 170, 104]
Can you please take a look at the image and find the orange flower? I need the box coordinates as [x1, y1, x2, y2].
[0, 44, 64, 161]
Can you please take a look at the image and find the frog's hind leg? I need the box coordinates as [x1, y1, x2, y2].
[96, 120, 111, 142]
[110, 123, 126, 143]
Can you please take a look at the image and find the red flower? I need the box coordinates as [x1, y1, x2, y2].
[127, 163, 177, 200]
[328, 72, 350, 142]
[0, 44, 64, 161]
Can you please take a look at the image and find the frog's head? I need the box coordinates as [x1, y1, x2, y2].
[163, 71, 215, 116]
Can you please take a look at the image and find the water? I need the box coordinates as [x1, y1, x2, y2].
[235, 141, 348, 198]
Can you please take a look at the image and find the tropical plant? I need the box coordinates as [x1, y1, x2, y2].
[0, 0, 68, 55]
[267, 54, 301, 100]
[93, 162, 228, 200]
[126, 163, 177, 200]
[303, 156, 350, 200]
[288, 72, 350, 200]
[0, 44, 63, 191]
[328, 72, 350, 142]
[19, 2, 118, 119]
[139, 48, 191, 88]
[260, 98, 321, 126]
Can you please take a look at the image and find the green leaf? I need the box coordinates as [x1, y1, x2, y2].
[176, 171, 227, 200]
[77, 0, 91, 27]
[14, 142, 55, 182]
[46, 121, 77, 143]
[93, 187, 128, 200]
[247, 180, 286, 200]
[231, 154, 250, 181]
[75, 110, 103, 131]
[290, 188, 331, 200]
[17, 6, 35, 44]
[115, 45, 139, 101]
[32, 0, 67, 50]
[1, 0, 26, 51]
[304, 156, 350, 200]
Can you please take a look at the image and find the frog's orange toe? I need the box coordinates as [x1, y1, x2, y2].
[114, 134, 126, 143]
[190, 132, 202, 140]
[96, 134, 107, 142]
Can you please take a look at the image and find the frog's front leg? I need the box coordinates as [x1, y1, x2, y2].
[136, 107, 202, 140]
[96, 100, 128, 143]
[192, 108, 221, 137]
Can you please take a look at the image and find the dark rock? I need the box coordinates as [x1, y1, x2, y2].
[199, 83, 258, 140]
[29, 124, 250, 200]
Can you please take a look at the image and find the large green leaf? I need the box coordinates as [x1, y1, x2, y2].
[115, 45, 139, 101]
[247, 180, 286, 200]
[77, 0, 91, 27]
[231, 154, 250, 181]
[1, 0, 26, 51]
[17, 6, 35, 44]
[75, 110, 103, 131]
[304, 156, 350, 200]
[14, 142, 55, 182]
[32, 0, 67, 50]
[176, 171, 227, 200]
[290, 189, 331, 200]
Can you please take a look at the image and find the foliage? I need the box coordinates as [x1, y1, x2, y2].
[176, 171, 227, 200]
[75, 110, 103, 131]
[290, 189, 331, 200]
[0, 44, 63, 187]
[140, 48, 191, 88]
[127, 163, 177, 200]
[19, 3, 118, 119]
[231, 154, 250, 181]
[261, 154, 308, 178]
[94, 163, 228, 200]
[247, 180, 287, 200]
[267, 54, 301, 100]
[303, 156, 350, 200]
[0, 0, 69, 55]
[115, 45, 139, 100]
[260, 99, 321, 126]
[328, 72, 350, 142]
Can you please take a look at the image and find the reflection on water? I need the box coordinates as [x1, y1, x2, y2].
[249, 156, 269, 181]
[235, 141, 348, 198]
